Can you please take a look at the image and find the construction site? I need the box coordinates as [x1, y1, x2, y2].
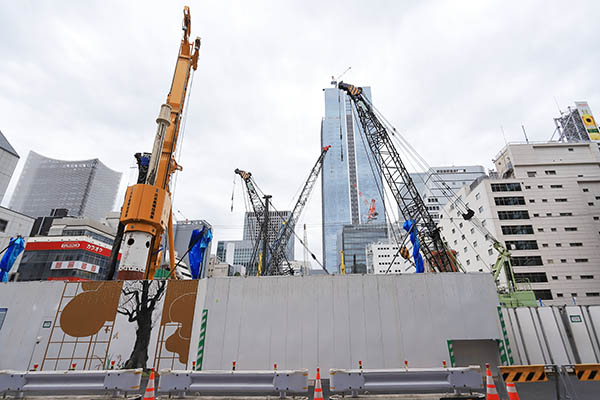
[1, 2, 600, 399]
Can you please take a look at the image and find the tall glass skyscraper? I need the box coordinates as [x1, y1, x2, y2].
[321, 86, 386, 273]
[9, 151, 121, 220]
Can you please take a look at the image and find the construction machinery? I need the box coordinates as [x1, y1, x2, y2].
[235, 146, 330, 276]
[266, 145, 330, 275]
[338, 82, 457, 273]
[112, 7, 201, 280]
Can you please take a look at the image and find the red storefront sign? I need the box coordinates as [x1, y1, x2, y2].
[25, 240, 121, 260]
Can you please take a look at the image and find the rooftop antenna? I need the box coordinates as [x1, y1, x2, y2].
[331, 66, 351, 86]
[521, 124, 529, 143]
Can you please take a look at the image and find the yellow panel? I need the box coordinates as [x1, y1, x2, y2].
[500, 365, 547, 382]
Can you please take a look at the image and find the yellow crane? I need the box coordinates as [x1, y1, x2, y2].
[114, 6, 200, 280]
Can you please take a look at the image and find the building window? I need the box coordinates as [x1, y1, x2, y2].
[470, 227, 475, 234]
[556, 243, 562, 247]
[550, 185, 563, 189]
[537, 228, 544, 232]
[505, 240, 538, 250]
[466, 259, 470, 266]
[566, 275, 572, 279]
[589, 202, 595, 206]
[542, 199, 548, 203]
[542, 243, 548, 247]
[529, 199, 535, 203]
[510, 256, 543, 266]
[533, 290, 553, 300]
[473, 241, 477, 247]
[494, 196, 526, 206]
[514, 272, 548, 283]
[583, 188, 589, 192]
[0, 219, 8, 233]
[498, 210, 530, 220]
[451, 228, 455, 234]
[552, 276, 558, 280]
[560, 212, 573, 217]
[550, 228, 557, 232]
[565, 227, 578, 231]
[491, 183, 522, 192]
[570, 242, 583, 247]
[461, 234, 465, 240]
[547, 259, 554, 264]
[575, 259, 588, 263]
[568, 148, 574, 152]
[561, 259, 567, 263]
[581, 275, 594, 279]
[525, 185, 531, 189]
[478, 206, 484, 213]
[459, 222, 463, 228]
[527, 171, 536, 177]
[463, 247, 467, 253]
[533, 213, 539, 217]
[501, 225, 534, 235]
[594, 216, 599, 221]
[475, 193, 481, 200]
[557, 293, 564, 297]
[587, 292, 600, 297]
[545, 170, 557, 175]
[538, 185, 544, 189]
[488, 249, 493, 256]
[555, 198, 568, 202]
[546, 213, 552, 217]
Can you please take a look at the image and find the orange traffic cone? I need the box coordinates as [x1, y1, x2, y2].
[143, 369, 155, 400]
[485, 363, 499, 400]
[314, 368, 324, 400]
[506, 382, 520, 400]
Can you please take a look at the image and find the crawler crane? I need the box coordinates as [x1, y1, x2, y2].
[112, 7, 201, 280]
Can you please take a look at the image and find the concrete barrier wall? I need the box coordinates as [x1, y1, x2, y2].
[0, 273, 501, 376]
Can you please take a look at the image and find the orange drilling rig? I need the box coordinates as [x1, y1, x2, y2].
[112, 6, 200, 280]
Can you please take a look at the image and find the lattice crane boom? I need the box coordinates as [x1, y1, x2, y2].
[267, 146, 330, 275]
[338, 82, 456, 273]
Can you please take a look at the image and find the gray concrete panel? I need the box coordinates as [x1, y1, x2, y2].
[515, 307, 545, 364]
[537, 307, 570, 365]
[565, 306, 597, 363]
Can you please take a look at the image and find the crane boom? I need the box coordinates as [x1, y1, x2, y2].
[337, 82, 456, 273]
[115, 7, 201, 280]
[267, 146, 330, 275]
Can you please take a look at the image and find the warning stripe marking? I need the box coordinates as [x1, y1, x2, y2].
[500, 365, 547, 382]
[575, 364, 600, 381]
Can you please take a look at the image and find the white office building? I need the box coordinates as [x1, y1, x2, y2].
[439, 141, 600, 305]
[411, 166, 487, 222]
[366, 241, 412, 274]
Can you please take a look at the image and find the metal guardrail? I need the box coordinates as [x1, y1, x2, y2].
[0, 369, 142, 396]
[329, 366, 482, 396]
[158, 369, 309, 398]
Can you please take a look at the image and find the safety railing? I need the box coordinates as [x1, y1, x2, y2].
[0, 369, 142, 397]
[158, 369, 308, 398]
[329, 366, 482, 396]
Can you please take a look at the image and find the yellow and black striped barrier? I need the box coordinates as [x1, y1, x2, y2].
[574, 364, 600, 381]
[500, 365, 547, 382]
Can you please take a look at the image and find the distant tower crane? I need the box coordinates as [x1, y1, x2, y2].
[267, 145, 330, 275]
[338, 82, 457, 272]
[111, 7, 201, 280]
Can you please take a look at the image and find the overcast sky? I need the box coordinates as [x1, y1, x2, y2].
[1, 1, 598, 266]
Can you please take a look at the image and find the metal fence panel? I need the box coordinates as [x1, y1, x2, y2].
[329, 367, 482, 395]
[158, 369, 308, 396]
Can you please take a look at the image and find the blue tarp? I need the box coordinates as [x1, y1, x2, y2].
[0, 237, 25, 282]
[188, 227, 213, 279]
[402, 220, 424, 273]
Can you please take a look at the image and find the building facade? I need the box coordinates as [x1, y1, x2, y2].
[172, 219, 212, 278]
[216, 239, 254, 271]
[414, 166, 487, 222]
[17, 217, 118, 281]
[439, 142, 600, 305]
[339, 223, 388, 274]
[366, 241, 412, 275]
[0, 130, 19, 203]
[9, 151, 121, 220]
[321, 86, 386, 273]
[243, 210, 294, 271]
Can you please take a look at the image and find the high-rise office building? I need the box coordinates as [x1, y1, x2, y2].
[339, 223, 388, 274]
[9, 151, 121, 220]
[0, 130, 19, 203]
[439, 141, 600, 305]
[321, 86, 386, 273]
[243, 210, 294, 260]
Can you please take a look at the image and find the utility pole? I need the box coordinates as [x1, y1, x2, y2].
[262, 195, 271, 275]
